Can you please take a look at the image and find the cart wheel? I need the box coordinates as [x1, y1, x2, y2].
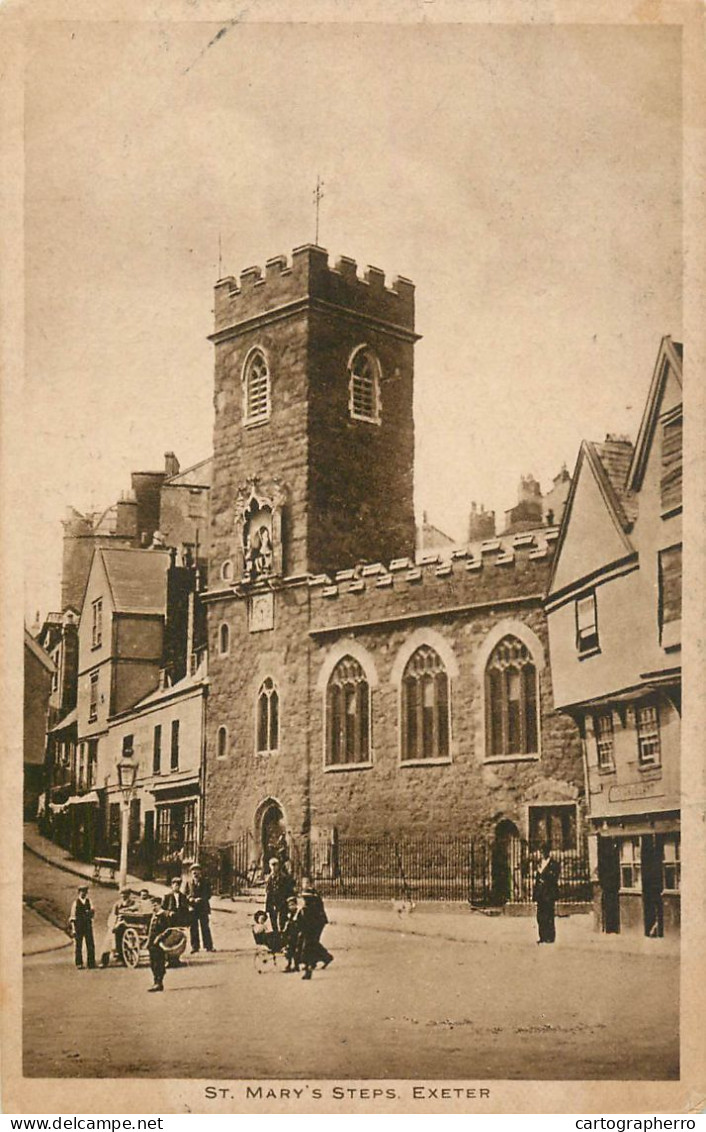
[121, 927, 141, 969]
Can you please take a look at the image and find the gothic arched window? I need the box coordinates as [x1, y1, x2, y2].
[485, 635, 539, 758]
[348, 346, 381, 423]
[401, 645, 450, 762]
[243, 349, 271, 424]
[256, 678, 279, 754]
[326, 656, 370, 766]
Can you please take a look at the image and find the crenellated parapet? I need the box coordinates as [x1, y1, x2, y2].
[213, 244, 416, 337]
[306, 528, 559, 632]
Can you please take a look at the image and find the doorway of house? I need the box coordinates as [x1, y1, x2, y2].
[491, 819, 521, 905]
[598, 836, 621, 933]
[641, 834, 664, 937]
[260, 802, 287, 871]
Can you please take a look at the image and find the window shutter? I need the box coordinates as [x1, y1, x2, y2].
[661, 416, 682, 511]
[659, 545, 682, 626]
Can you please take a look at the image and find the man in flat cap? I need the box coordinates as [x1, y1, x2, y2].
[69, 884, 96, 969]
[184, 863, 215, 953]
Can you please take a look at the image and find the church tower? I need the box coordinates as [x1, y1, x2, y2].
[209, 244, 418, 584]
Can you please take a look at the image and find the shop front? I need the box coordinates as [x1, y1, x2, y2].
[595, 813, 680, 937]
[152, 776, 200, 881]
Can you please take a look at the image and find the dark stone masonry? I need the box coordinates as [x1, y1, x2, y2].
[202, 245, 584, 872]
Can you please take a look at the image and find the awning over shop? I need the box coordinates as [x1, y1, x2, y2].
[594, 813, 680, 838]
[66, 792, 100, 806]
[151, 776, 200, 803]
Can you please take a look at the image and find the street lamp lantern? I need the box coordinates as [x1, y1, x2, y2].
[116, 757, 139, 891]
[117, 758, 138, 794]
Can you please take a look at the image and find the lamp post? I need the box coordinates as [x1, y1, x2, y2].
[117, 758, 138, 892]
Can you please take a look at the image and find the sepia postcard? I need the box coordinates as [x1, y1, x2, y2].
[1, 0, 705, 1117]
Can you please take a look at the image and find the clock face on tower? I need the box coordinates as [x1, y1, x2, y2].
[249, 591, 274, 633]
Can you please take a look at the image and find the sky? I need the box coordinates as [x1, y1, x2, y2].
[22, 19, 682, 621]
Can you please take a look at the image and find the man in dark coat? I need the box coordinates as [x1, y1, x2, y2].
[146, 898, 171, 992]
[264, 857, 295, 948]
[533, 843, 561, 944]
[184, 863, 215, 953]
[297, 878, 333, 980]
[162, 876, 189, 926]
[69, 884, 96, 969]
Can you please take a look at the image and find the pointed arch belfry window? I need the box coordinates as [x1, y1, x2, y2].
[401, 645, 450, 762]
[326, 656, 370, 766]
[348, 346, 381, 423]
[243, 349, 271, 424]
[485, 635, 538, 758]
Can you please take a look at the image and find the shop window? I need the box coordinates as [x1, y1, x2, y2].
[243, 349, 270, 425]
[529, 804, 577, 851]
[636, 702, 661, 767]
[594, 711, 615, 771]
[575, 591, 599, 655]
[89, 670, 99, 722]
[619, 837, 642, 891]
[662, 835, 680, 892]
[660, 412, 682, 513]
[348, 346, 381, 423]
[257, 678, 279, 754]
[401, 646, 449, 762]
[485, 636, 538, 758]
[152, 724, 162, 775]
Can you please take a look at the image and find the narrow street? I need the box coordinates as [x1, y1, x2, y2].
[24, 849, 679, 1080]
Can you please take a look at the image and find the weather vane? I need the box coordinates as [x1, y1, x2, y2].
[313, 175, 325, 246]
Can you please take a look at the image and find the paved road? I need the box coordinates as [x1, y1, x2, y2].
[23, 849, 679, 1080]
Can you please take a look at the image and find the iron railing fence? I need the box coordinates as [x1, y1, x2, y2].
[308, 834, 591, 906]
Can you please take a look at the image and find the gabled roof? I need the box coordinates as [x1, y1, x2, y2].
[628, 336, 683, 493]
[24, 629, 55, 673]
[548, 441, 635, 599]
[99, 547, 170, 615]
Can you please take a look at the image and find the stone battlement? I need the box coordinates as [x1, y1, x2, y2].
[307, 528, 559, 601]
[213, 244, 415, 335]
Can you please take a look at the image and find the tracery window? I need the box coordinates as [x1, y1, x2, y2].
[485, 635, 538, 758]
[257, 678, 279, 754]
[326, 656, 370, 766]
[401, 646, 450, 762]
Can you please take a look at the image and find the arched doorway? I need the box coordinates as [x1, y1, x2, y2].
[491, 819, 521, 905]
[257, 800, 288, 872]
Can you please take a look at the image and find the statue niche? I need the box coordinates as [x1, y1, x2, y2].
[235, 478, 286, 582]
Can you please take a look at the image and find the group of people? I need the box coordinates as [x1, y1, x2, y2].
[68, 862, 215, 992]
[255, 858, 333, 980]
